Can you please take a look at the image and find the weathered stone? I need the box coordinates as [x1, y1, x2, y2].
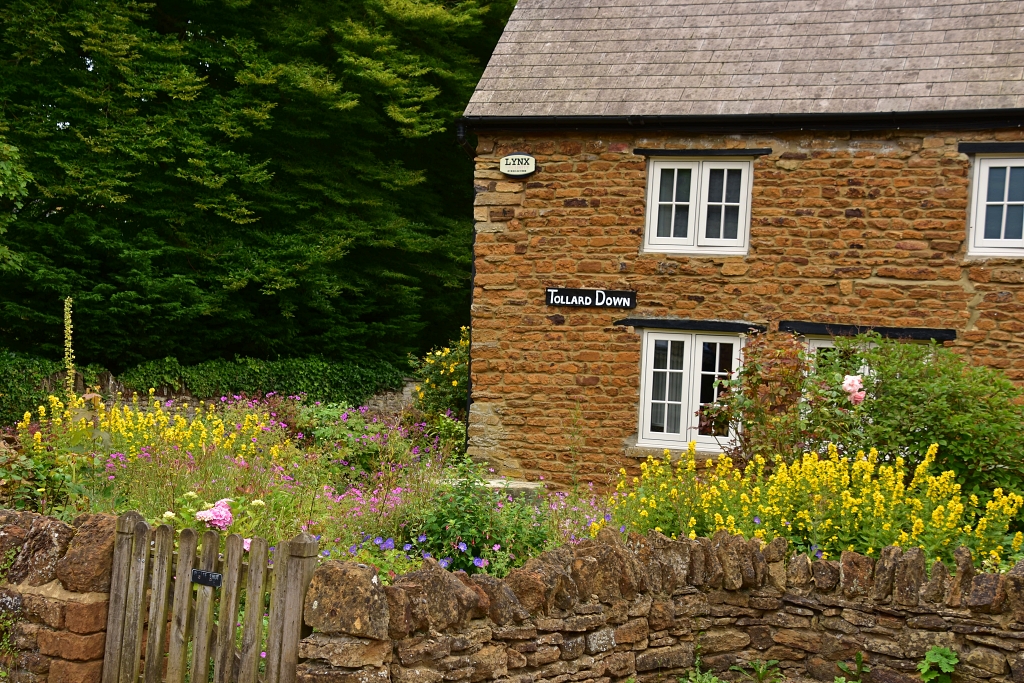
[505, 648, 527, 669]
[921, 561, 949, 604]
[384, 585, 414, 639]
[628, 593, 652, 618]
[48, 659, 103, 683]
[946, 546, 976, 607]
[1008, 652, 1024, 683]
[749, 596, 781, 610]
[0, 524, 28, 560]
[395, 559, 480, 632]
[965, 574, 1006, 614]
[391, 665, 442, 683]
[605, 651, 636, 677]
[22, 592, 65, 629]
[525, 646, 561, 667]
[906, 614, 948, 631]
[763, 612, 811, 628]
[699, 628, 750, 653]
[763, 645, 807, 661]
[750, 539, 768, 587]
[584, 627, 615, 654]
[763, 537, 788, 564]
[52, 514, 116, 593]
[635, 644, 694, 672]
[471, 574, 528, 626]
[840, 551, 874, 600]
[559, 635, 585, 660]
[869, 665, 919, 683]
[570, 556, 599, 600]
[688, 539, 707, 587]
[871, 546, 903, 603]
[1006, 573, 1024, 619]
[452, 572, 491, 620]
[893, 547, 925, 607]
[305, 562, 390, 639]
[806, 655, 841, 681]
[468, 644, 508, 682]
[8, 516, 75, 587]
[658, 537, 692, 594]
[900, 629, 957, 658]
[65, 600, 108, 634]
[615, 618, 649, 644]
[573, 540, 641, 603]
[820, 616, 859, 634]
[813, 560, 841, 591]
[397, 638, 451, 666]
[747, 625, 774, 649]
[674, 592, 708, 617]
[18, 652, 51, 675]
[503, 557, 577, 615]
[787, 554, 812, 589]
[299, 633, 392, 668]
[966, 633, 1020, 651]
[714, 533, 743, 591]
[490, 625, 535, 640]
[648, 600, 675, 631]
[773, 628, 823, 652]
[767, 561, 787, 591]
[863, 635, 903, 658]
[37, 630, 106, 661]
[965, 647, 1008, 675]
[698, 537, 724, 589]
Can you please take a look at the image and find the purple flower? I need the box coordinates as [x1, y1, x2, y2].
[492, 544, 501, 551]
[457, 542, 467, 552]
[439, 558, 451, 569]
[349, 545, 358, 555]
[418, 534, 426, 543]
[422, 552, 432, 559]
[403, 543, 412, 551]
[619, 525, 626, 533]
[753, 516, 762, 525]
[473, 557, 489, 568]
[382, 538, 395, 551]
[604, 513, 612, 522]
[373, 537, 383, 546]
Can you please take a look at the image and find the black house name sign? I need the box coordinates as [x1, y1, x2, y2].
[546, 288, 637, 308]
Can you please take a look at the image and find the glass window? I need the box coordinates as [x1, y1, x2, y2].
[970, 157, 1024, 256]
[639, 330, 741, 449]
[644, 159, 751, 255]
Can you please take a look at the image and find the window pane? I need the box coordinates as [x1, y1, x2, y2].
[701, 342, 717, 372]
[723, 206, 739, 239]
[707, 169, 724, 202]
[985, 205, 1004, 239]
[652, 371, 666, 401]
[700, 374, 716, 404]
[718, 344, 734, 373]
[657, 205, 672, 237]
[725, 169, 742, 203]
[675, 169, 691, 202]
[653, 340, 668, 369]
[1009, 167, 1024, 202]
[659, 169, 674, 202]
[705, 206, 721, 239]
[988, 167, 1007, 202]
[673, 205, 689, 238]
[669, 341, 685, 370]
[1007, 205, 1024, 240]
[666, 403, 681, 433]
[668, 373, 683, 402]
[650, 403, 665, 432]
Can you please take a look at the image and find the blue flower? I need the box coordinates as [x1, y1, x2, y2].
[418, 533, 427, 543]
[403, 543, 412, 551]
[373, 537, 383, 546]
[422, 551, 432, 559]
[439, 558, 451, 569]
[604, 513, 612, 522]
[348, 545, 358, 555]
[754, 516, 762, 525]
[322, 550, 330, 557]
[473, 557, 490, 568]
[457, 542, 468, 552]
[619, 525, 625, 533]
[382, 538, 395, 551]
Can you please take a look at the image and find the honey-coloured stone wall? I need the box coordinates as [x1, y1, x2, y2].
[296, 531, 1024, 683]
[468, 128, 1024, 483]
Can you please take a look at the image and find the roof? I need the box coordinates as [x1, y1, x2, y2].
[464, 0, 1024, 119]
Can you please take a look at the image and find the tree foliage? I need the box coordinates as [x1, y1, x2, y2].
[0, 0, 511, 369]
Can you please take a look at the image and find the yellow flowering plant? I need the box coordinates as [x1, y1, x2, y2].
[606, 443, 1024, 569]
[414, 327, 469, 419]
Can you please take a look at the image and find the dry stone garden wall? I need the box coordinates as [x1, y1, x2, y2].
[298, 530, 1024, 683]
[0, 510, 116, 683]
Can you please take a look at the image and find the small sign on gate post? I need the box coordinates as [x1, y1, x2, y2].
[192, 568, 223, 588]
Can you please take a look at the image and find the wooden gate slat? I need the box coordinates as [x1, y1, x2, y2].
[165, 528, 198, 683]
[190, 530, 221, 683]
[278, 533, 319, 683]
[237, 537, 269, 683]
[101, 512, 142, 683]
[213, 534, 245, 683]
[118, 520, 152, 683]
[264, 541, 290, 683]
[143, 525, 174, 683]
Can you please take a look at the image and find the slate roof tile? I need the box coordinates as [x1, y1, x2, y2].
[466, 0, 1024, 117]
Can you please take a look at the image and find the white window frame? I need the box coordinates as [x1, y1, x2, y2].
[968, 155, 1024, 257]
[643, 158, 753, 256]
[637, 329, 742, 451]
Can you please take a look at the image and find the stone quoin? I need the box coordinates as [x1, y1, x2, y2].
[458, 0, 1024, 484]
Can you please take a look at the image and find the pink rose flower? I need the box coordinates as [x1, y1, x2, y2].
[841, 375, 863, 393]
[849, 390, 866, 405]
[243, 538, 252, 552]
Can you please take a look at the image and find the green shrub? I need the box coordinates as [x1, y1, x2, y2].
[414, 327, 469, 419]
[0, 350, 59, 426]
[709, 332, 1024, 500]
[119, 355, 405, 406]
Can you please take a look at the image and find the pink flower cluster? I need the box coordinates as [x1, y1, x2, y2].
[195, 499, 234, 530]
[841, 375, 866, 406]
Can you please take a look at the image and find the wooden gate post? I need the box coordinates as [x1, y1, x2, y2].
[100, 512, 143, 683]
[278, 533, 319, 683]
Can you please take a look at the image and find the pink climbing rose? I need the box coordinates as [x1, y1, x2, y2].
[841, 375, 863, 394]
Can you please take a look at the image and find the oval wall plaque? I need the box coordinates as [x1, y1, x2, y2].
[499, 153, 536, 177]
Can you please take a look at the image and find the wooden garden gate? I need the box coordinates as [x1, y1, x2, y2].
[101, 512, 320, 683]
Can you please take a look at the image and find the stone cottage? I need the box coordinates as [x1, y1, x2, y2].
[460, 0, 1024, 483]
